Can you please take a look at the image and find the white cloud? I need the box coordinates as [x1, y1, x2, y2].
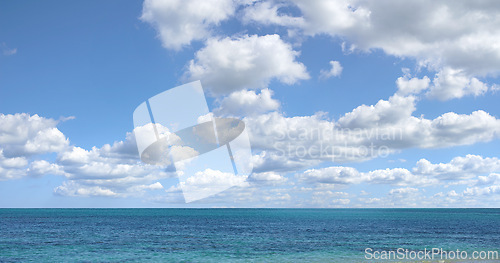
[309, 190, 350, 205]
[242, 0, 500, 101]
[319, 60, 343, 79]
[337, 95, 416, 129]
[144, 162, 500, 207]
[290, 0, 500, 75]
[352, 183, 500, 208]
[242, 1, 304, 27]
[0, 151, 27, 168]
[179, 168, 249, 202]
[248, 171, 287, 185]
[293, 154, 500, 205]
[463, 185, 500, 196]
[295, 155, 500, 191]
[366, 168, 437, 186]
[185, 34, 309, 94]
[244, 93, 500, 169]
[129, 182, 164, 192]
[476, 173, 500, 186]
[215, 88, 280, 116]
[3, 48, 17, 56]
[358, 197, 382, 205]
[0, 113, 69, 157]
[332, 198, 350, 205]
[140, 0, 236, 50]
[394, 67, 490, 101]
[413, 155, 500, 180]
[262, 192, 291, 202]
[396, 69, 430, 95]
[251, 150, 321, 173]
[183, 168, 248, 188]
[297, 167, 361, 184]
[389, 187, 419, 195]
[290, 0, 370, 37]
[7, 124, 172, 196]
[52, 133, 173, 197]
[426, 67, 490, 100]
[335, 96, 500, 149]
[0, 150, 27, 180]
[0, 113, 240, 198]
[0, 113, 70, 181]
[27, 160, 64, 177]
[297, 166, 436, 187]
[54, 181, 118, 197]
[492, 84, 500, 92]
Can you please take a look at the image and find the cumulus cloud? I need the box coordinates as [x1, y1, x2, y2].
[337, 96, 500, 150]
[297, 167, 361, 184]
[142, 0, 500, 101]
[331, 198, 350, 205]
[394, 67, 491, 101]
[290, 0, 370, 37]
[179, 168, 249, 202]
[53, 132, 173, 197]
[0, 113, 69, 157]
[140, 0, 236, 50]
[355, 184, 500, 208]
[413, 154, 500, 180]
[215, 88, 280, 116]
[0, 151, 27, 169]
[147, 153, 500, 207]
[0, 113, 69, 180]
[463, 185, 500, 196]
[396, 69, 430, 95]
[241, 0, 500, 101]
[476, 173, 500, 186]
[0, 113, 166, 196]
[319, 60, 343, 79]
[248, 171, 288, 185]
[0, 150, 27, 180]
[185, 34, 309, 94]
[54, 181, 119, 197]
[366, 168, 437, 186]
[245, 92, 500, 170]
[337, 95, 417, 129]
[182, 168, 248, 188]
[389, 187, 419, 195]
[251, 150, 321, 173]
[357, 197, 382, 206]
[0, 113, 173, 196]
[242, 0, 305, 27]
[27, 160, 64, 177]
[426, 67, 490, 100]
[296, 154, 500, 195]
[288, 0, 500, 75]
[297, 166, 436, 187]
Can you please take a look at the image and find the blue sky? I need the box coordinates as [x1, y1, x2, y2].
[1, 0, 500, 207]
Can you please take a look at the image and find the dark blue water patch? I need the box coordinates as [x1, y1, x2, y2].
[0, 208, 498, 262]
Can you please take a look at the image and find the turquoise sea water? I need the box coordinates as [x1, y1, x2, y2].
[0, 209, 498, 262]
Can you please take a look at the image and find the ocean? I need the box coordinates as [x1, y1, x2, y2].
[0, 209, 498, 262]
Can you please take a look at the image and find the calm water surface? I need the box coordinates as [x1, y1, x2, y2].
[0, 209, 498, 262]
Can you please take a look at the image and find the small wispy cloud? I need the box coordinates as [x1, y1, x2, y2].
[59, 116, 76, 122]
[319, 60, 342, 79]
[1, 42, 17, 56]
